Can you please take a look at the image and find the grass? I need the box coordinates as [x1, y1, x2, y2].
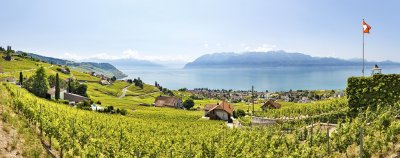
[126, 84, 160, 96]
[0, 85, 49, 157]
[0, 55, 51, 73]
[71, 70, 100, 82]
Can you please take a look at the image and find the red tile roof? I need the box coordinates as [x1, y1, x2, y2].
[204, 100, 234, 115]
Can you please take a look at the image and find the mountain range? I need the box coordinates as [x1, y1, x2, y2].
[184, 50, 400, 68]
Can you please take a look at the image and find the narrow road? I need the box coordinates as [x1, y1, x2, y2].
[118, 85, 132, 99]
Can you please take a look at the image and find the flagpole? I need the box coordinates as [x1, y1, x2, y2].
[363, 30, 365, 76]
[362, 19, 365, 77]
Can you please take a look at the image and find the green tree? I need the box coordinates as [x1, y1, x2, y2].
[111, 76, 117, 82]
[55, 73, 60, 100]
[48, 75, 56, 87]
[68, 78, 72, 93]
[32, 67, 49, 98]
[183, 99, 195, 109]
[19, 72, 23, 85]
[4, 50, 12, 61]
[75, 84, 88, 97]
[233, 109, 246, 118]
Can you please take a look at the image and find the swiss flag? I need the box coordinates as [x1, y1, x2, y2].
[363, 20, 371, 33]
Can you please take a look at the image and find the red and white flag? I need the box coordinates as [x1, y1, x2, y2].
[363, 20, 371, 33]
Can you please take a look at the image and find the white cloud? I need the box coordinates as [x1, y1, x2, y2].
[62, 49, 195, 63]
[250, 44, 277, 52]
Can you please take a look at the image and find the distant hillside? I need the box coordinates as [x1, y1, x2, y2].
[184, 51, 400, 68]
[16, 51, 127, 79]
[84, 58, 163, 68]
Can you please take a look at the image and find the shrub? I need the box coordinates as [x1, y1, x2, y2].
[183, 99, 195, 109]
[119, 109, 128, 115]
[233, 109, 246, 118]
[347, 74, 400, 109]
[77, 100, 91, 110]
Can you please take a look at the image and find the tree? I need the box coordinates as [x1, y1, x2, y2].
[183, 99, 195, 109]
[4, 46, 13, 61]
[178, 88, 187, 92]
[233, 109, 246, 118]
[64, 66, 70, 72]
[19, 72, 23, 85]
[127, 79, 133, 84]
[77, 100, 91, 110]
[4, 50, 12, 61]
[48, 75, 56, 87]
[75, 84, 88, 97]
[111, 76, 117, 82]
[55, 73, 60, 100]
[32, 67, 49, 98]
[68, 78, 72, 93]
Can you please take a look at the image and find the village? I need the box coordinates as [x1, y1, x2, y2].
[0, 47, 346, 127]
[1, 61, 346, 125]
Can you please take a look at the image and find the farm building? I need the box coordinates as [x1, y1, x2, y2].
[47, 87, 67, 100]
[153, 96, 183, 109]
[204, 100, 234, 122]
[261, 99, 281, 111]
[64, 92, 89, 104]
[100, 80, 111, 85]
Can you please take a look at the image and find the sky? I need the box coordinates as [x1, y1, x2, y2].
[1, 0, 399, 65]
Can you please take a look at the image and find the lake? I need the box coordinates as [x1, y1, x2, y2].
[119, 65, 400, 92]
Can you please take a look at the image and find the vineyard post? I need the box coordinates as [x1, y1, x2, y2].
[310, 123, 313, 147]
[136, 149, 140, 158]
[60, 148, 63, 158]
[190, 142, 192, 157]
[170, 148, 173, 158]
[327, 125, 330, 155]
[40, 104, 43, 136]
[360, 126, 363, 158]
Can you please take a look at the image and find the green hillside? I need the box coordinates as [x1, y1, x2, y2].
[3, 52, 400, 157]
[15, 51, 127, 79]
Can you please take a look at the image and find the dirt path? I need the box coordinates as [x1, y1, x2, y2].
[118, 85, 132, 99]
[0, 109, 23, 158]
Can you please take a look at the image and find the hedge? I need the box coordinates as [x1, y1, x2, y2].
[347, 74, 400, 109]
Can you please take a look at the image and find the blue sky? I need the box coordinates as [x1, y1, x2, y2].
[1, 0, 399, 64]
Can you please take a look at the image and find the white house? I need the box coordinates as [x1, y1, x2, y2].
[204, 100, 234, 122]
[47, 87, 67, 100]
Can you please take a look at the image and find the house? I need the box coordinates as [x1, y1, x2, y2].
[90, 71, 97, 77]
[261, 99, 281, 111]
[98, 75, 109, 80]
[153, 96, 183, 108]
[47, 87, 67, 100]
[334, 91, 345, 98]
[91, 104, 104, 111]
[299, 97, 311, 103]
[64, 92, 89, 103]
[61, 69, 70, 74]
[100, 80, 111, 85]
[204, 100, 234, 122]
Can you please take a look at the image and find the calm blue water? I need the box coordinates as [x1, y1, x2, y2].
[119, 66, 400, 92]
